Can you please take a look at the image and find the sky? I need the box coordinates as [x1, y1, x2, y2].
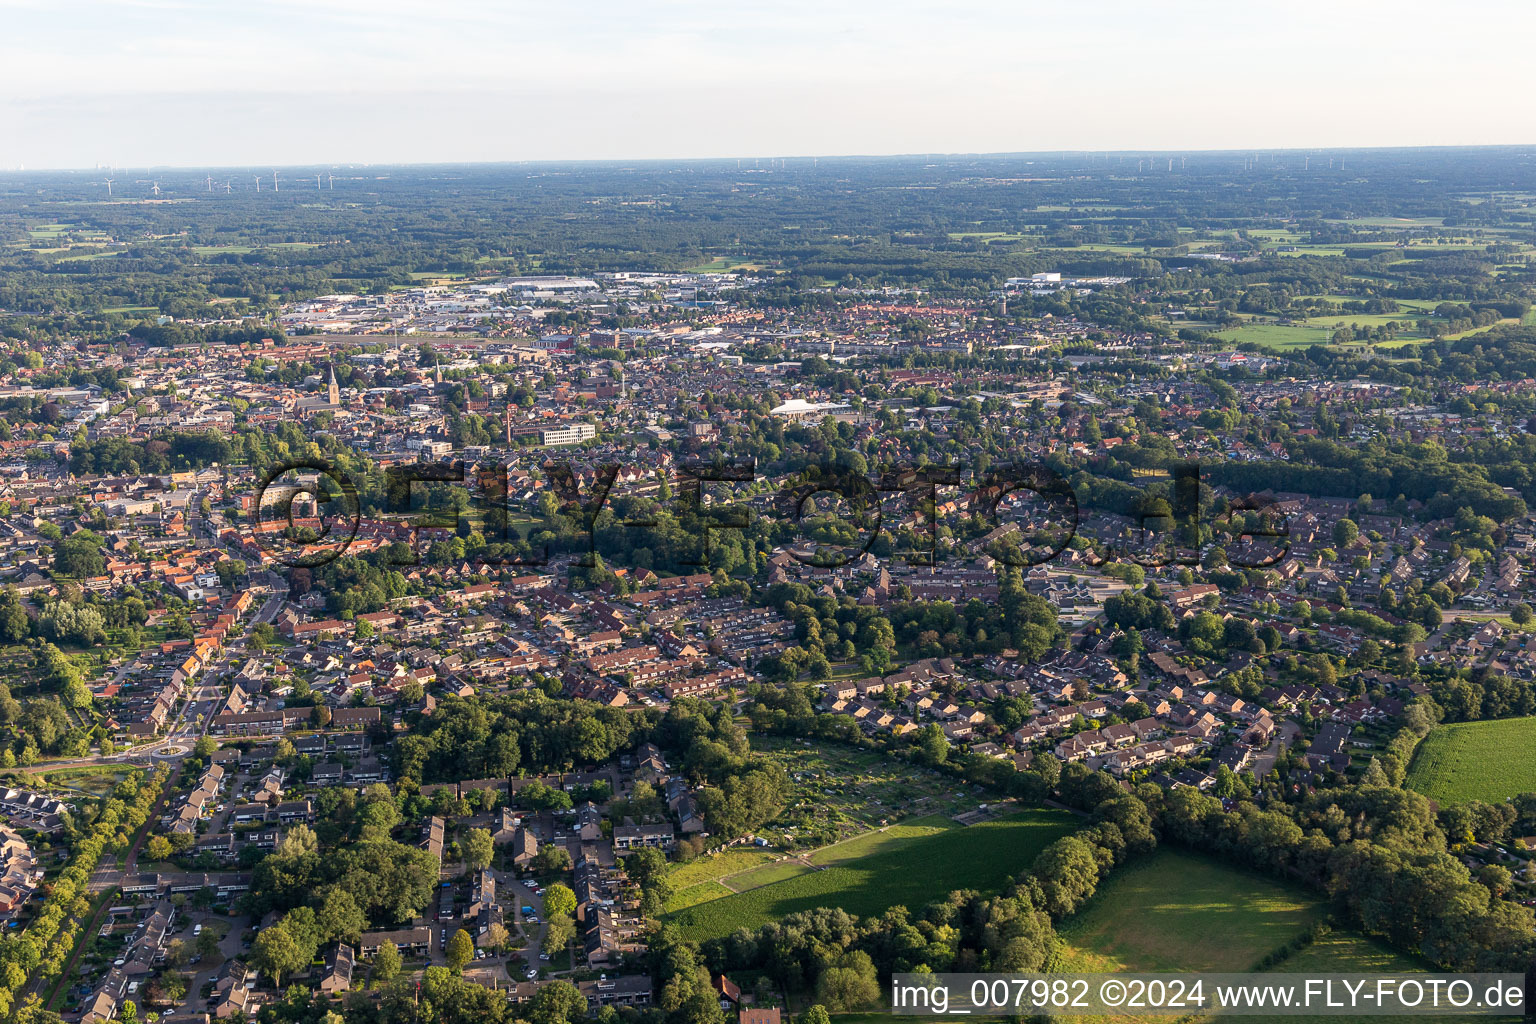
[1, 0, 1532, 169]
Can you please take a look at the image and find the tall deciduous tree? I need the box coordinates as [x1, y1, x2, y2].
[445, 928, 474, 972]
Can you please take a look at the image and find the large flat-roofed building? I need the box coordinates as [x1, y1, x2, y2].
[768, 398, 853, 421]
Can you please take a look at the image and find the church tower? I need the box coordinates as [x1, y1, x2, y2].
[327, 363, 341, 406]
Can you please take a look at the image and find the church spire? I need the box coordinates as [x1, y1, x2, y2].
[327, 363, 340, 405]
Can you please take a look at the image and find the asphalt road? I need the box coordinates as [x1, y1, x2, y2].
[1251, 719, 1302, 777]
[426, 874, 552, 979]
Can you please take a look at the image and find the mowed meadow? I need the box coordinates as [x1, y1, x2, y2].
[1405, 717, 1536, 804]
[1050, 849, 1326, 975]
[1049, 850, 1456, 1024]
[668, 809, 1078, 940]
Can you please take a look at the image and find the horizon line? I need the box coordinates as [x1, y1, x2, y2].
[5, 141, 1536, 175]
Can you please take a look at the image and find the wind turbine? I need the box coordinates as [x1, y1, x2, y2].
[272, 170, 279, 192]
[104, 177, 114, 197]
[224, 181, 232, 193]
[316, 173, 322, 190]
[253, 175, 261, 192]
[206, 175, 213, 192]
[327, 174, 334, 190]
[150, 182, 161, 196]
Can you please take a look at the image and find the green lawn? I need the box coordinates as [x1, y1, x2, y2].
[665, 880, 735, 913]
[665, 817, 964, 912]
[668, 848, 779, 888]
[1405, 717, 1536, 804]
[1052, 849, 1326, 974]
[1215, 322, 1334, 350]
[727, 861, 809, 891]
[806, 813, 953, 867]
[669, 809, 1078, 940]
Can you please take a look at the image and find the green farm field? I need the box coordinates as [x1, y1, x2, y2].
[1048, 850, 1330, 1024]
[1052, 849, 1326, 974]
[1405, 718, 1536, 804]
[1215, 316, 1435, 352]
[669, 809, 1078, 940]
[683, 256, 761, 273]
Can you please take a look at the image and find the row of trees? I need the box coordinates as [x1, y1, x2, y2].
[0, 769, 166, 1019]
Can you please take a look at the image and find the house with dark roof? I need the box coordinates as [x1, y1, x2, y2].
[319, 944, 354, 994]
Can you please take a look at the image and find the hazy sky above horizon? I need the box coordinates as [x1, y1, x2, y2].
[1, 0, 1531, 169]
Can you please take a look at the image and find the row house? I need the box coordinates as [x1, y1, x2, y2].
[613, 822, 676, 851]
[662, 666, 747, 700]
